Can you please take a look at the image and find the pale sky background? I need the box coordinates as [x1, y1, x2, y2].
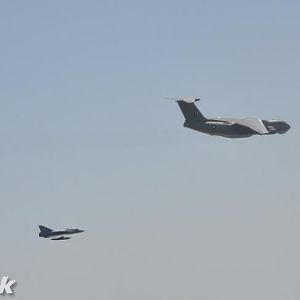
[0, 1, 299, 299]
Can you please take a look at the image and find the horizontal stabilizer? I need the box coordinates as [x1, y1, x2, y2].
[165, 97, 200, 103]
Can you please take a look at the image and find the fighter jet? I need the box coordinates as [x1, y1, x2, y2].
[38, 225, 84, 240]
[171, 97, 290, 138]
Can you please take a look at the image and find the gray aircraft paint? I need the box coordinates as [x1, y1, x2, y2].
[174, 98, 290, 138]
[38, 225, 84, 241]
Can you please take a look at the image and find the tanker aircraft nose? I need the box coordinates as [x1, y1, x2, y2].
[276, 121, 291, 134]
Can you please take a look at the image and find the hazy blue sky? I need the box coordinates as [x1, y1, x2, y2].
[0, 1, 299, 299]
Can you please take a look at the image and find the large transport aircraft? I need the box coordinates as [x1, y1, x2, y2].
[171, 98, 290, 138]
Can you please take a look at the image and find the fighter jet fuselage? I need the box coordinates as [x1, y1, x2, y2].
[175, 98, 290, 138]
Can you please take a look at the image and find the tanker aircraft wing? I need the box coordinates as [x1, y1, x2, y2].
[216, 118, 269, 134]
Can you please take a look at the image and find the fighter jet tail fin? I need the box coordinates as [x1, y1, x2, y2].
[173, 98, 206, 121]
[39, 225, 53, 235]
